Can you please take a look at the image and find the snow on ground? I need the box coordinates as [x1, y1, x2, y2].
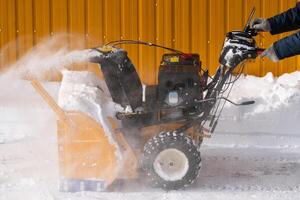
[1, 72, 300, 200]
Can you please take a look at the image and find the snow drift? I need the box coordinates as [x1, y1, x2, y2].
[227, 72, 300, 115]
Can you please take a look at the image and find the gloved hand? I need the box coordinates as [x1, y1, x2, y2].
[260, 45, 279, 62]
[251, 18, 271, 32]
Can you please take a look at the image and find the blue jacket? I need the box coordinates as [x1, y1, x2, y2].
[267, 3, 300, 60]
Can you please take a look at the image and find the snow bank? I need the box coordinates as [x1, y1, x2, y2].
[227, 72, 300, 115]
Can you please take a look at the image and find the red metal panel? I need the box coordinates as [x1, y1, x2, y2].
[243, 0, 263, 76]
[16, 0, 34, 58]
[138, 0, 156, 85]
[174, 0, 191, 52]
[2, 0, 17, 66]
[261, 0, 280, 76]
[86, 0, 104, 47]
[51, 0, 68, 33]
[33, 0, 51, 44]
[68, 0, 86, 50]
[209, 0, 226, 74]
[86, 0, 104, 77]
[191, 0, 208, 69]
[103, 0, 121, 43]
[155, 0, 174, 81]
[0, 0, 7, 68]
[121, 0, 139, 70]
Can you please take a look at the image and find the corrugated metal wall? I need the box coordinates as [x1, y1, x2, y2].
[0, 0, 299, 84]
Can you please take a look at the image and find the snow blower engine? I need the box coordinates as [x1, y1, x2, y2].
[90, 46, 207, 126]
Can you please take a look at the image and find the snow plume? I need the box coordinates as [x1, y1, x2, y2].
[227, 72, 300, 115]
[0, 34, 101, 81]
[0, 35, 106, 197]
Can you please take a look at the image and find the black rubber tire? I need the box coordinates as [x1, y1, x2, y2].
[142, 131, 201, 190]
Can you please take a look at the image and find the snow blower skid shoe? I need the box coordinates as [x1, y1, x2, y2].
[31, 75, 138, 192]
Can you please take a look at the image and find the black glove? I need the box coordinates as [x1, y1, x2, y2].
[251, 18, 271, 32]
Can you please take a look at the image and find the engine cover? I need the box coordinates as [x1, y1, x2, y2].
[158, 53, 204, 120]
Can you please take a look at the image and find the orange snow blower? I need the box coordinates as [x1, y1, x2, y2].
[31, 8, 264, 192]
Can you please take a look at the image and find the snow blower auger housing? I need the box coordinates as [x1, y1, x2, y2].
[31, 7, 264, 191]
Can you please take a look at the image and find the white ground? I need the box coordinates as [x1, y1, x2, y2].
[1, 72, 300, 200]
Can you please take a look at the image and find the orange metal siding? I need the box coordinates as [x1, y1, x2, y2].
[0, 0, 299, 84]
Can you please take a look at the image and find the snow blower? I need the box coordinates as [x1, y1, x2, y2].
[31, 8, 264, 191]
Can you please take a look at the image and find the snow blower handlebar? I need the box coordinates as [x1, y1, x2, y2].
[219, 7, 265, 68]
[176, 8, 263, 135]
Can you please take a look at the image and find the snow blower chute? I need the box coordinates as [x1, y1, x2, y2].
[31, 7, 264, 191]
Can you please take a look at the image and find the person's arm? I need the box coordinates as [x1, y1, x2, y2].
[268, 3, 300, 35]
[272, 31, 300, 59]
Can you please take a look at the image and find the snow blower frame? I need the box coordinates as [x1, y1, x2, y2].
[31, 8, 265, 191]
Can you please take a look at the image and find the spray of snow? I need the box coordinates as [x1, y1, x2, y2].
[0, 35, 117, 197]
[0, 34, 101, 81]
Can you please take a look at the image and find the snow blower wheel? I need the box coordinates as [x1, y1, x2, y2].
[142, 131, 201, 190]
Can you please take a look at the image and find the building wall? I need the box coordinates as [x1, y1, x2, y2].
[0, 0, 299, 84]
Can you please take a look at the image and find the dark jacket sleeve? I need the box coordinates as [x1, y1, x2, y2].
[273, 31, 300, 60]
[267, 3, 300, 35]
